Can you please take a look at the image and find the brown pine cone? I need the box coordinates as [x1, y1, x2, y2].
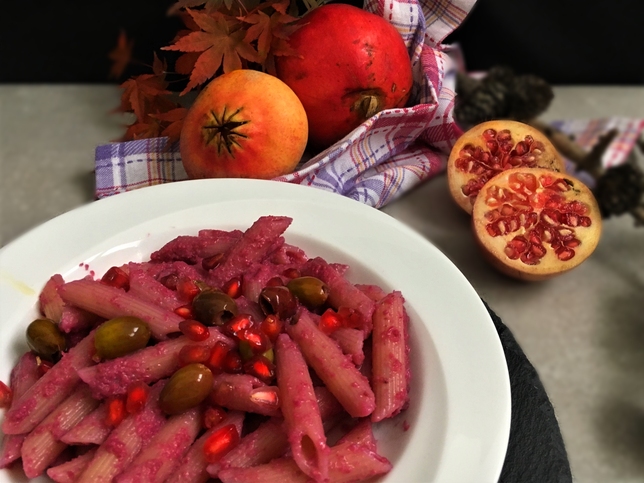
[593, 163, 644, 218]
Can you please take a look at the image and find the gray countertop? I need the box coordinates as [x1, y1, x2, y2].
[1, 84, 644, 482]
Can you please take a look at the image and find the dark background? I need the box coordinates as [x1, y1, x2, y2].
[1, 0, 643, 85]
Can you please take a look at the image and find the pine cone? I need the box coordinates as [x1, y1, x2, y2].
[593, 163, 644, 217]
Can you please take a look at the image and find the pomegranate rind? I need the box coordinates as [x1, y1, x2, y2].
[472, 167, 602, 281]
[448, 120, 565, 214]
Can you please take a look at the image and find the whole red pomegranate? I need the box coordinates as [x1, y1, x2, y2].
[275, 3, 413, 149]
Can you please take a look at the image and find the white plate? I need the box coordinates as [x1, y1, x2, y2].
[0, 179, 510, 483]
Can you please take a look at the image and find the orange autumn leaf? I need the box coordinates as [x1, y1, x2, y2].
[162, 9, 259, 94]
[243, 7, 299, 63]
[108, 30, 134, 79]
[118, 73, 175, 121]
[154, 107, 189, 144]
[123, 117, 165, 141]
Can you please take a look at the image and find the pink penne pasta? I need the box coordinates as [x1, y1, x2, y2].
[218, 457, 307, 483]
[267, 243, 308, 265]
[275, 333, 329, 481]
[47, 448, 97, 483]
[207, 418, 288, 478]
[286, 310, 375, 418]
[301, 257, 375, 334]
[0, 352, 40, 468]
[330, 327, 365, 366]
[21, 384, 99, 478]
[211, 374, 281, 417]
[78, 327, 232, 398]
[116, 406, 203, 483]
[39, 274, 66, 322]
[335, 419, 377, 448]
[58, 279, 184, 339]
[208, 216, 292, 287]
[150, 230, 242, 264]
[355, 283, 387, 302]
[371, 291, 410, 422]
[2, 331, 96, 435]
[127, 264, 182, 311]
[76, 381, 167, 483]
[60, 403, 111, 445]
[171, 411, 245, 483]
[58, 305, 102, 334]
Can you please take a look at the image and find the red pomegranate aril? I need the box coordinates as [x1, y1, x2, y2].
[223, 314, 254, 338]
[207, 341, 230, 372]
[260, 314, 283, 342]
[177, 278, 201, 302]
[126, 382, 150, 414]
[203, 424, 240, 464]
[338, 306, 363, 329]
[179, 319, 210, 342]
[174, 305, 194, 319]
[105, 397, 126, 427]
[179, 344, 212, 366]
[203, 406, 227, 429]
[37, 358, 54, 376]
[101, 266, 130, 291]
[265, 276, 284, 288]
[202, 253, 224, 271]
[282, 267, 301, 279]
[319, 308, 342, 335]
[222, 351, 243, 374]
[222, 277, 242, 299]
[243, 355, 275, 384]
[237, 328, 270, 354]
[249, 387, 280, 408]
[0, 380, 12, 408]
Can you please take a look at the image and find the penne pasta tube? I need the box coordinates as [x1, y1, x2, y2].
[39, 274, 66, 322]
[76, 381, 167, 483]
[60, 403, 111, 445]
[330, 327, 365, 365]
[21, 384, 99, 478]
[58, 305, 102, 334]
[150, 231, 242, 264]
[78, 327, 232, 398]
[172, 411, 245, 483]
[2, 331, 97, 435]
[371, 291, 410, 422]
[275, 333, 329, 482]
[58, 279, 185, 339]
[116, 406, 203, 483]
[127, 265, 182, 311]
[47, 448, 97, 483]
[211, 374, 281, 417]
[218, 457, 307, 483]
[286, 310, 375, 418]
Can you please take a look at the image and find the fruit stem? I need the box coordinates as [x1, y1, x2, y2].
[352, 91, 384, 121]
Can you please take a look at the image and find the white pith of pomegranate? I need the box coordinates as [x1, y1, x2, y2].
[448, 120, 565, 214]
[472, 167, 602, 281]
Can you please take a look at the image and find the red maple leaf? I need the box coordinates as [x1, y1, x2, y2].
[162, 9, 259, 94]
[154, 107, 188, 144]
[108, 30, 134, 79]
[118, 73, 175, 121]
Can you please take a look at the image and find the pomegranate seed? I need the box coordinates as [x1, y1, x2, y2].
[37, 358, 54, 376]
[0, 380, 12, 409]
[319, 309, 342, 335]
[265, 276, 284, 288]
[126, 382, 149, 414]
[179, 320, 210, 342]
[282, 267, 301, 279]
[260, 315, 283, 342]
[202, 253, 224, 271]
[159, 273, 179, 290]
[222, 351, 243, 374]
[222, 277, 242, 299]
[105, 397, 126, 427]
[338, 307, 363, 329]
[203, 424, 240, 463]
[101, 266, 130, 291]
[249, 387, 280, 408]
[179, 344, 211, 366]
[222, 314, 254, 339]
[174, 305, 194, 319]
[177, 278, 201, 302]
[237, 328, 270, 354]
[207, 342, 231, 372]
[243, 355, 275, 384]
[203, 406, 226, 429]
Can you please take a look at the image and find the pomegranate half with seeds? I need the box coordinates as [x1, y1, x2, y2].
[472, 167, 602, 281]
[448, 120, 565, 214]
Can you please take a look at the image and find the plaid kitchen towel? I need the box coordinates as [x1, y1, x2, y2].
[95, 0, 476, 207]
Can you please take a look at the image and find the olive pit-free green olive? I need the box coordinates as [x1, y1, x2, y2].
[94, 316, 151, 360]
[192, 290, 238, 326]
[286, 276, 329, 310]
[26, 318, 66, 359]
[159, 363, 213, 415]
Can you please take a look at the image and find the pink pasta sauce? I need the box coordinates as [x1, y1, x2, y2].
[1, 215, 411, 482]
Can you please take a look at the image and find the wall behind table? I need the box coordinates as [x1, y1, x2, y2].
[1, 0, 643, 84]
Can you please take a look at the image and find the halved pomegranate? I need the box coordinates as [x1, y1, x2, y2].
[448, 120, 565, 214]
[472, 167, 602, 281]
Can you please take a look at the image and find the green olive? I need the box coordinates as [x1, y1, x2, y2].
[26, 318, 66, 360]
[239, 342, 274, 363]
[192, 290, 238, 326]
[94, 316, 151, 360]
[159, 363, 213, 415]
[286, 276, 329, 310]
